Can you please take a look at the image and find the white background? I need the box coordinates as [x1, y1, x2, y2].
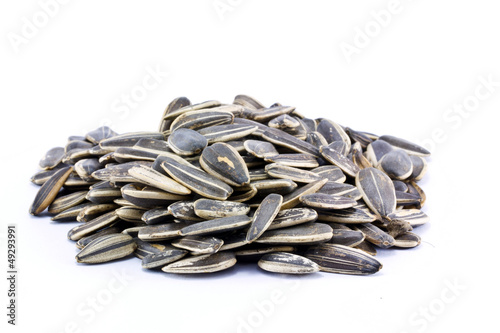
[1, 1, 499, 333]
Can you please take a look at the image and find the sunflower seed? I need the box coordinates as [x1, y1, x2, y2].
[387, 209, 429, 227]
[51, 202, 92, 222]
[76, 234, 136, 264]
[168, 128, 207, 155]
[328, 141, 350, 156]
[316, 206, 377, 224]
[299, 193, 357, 210]
[265, 163, 321, 183]
[354, 240, 377, 256]
[386, 220, 413, 238]
[392, 180, 408, 192]
[163, 100, 222, 121]
[128, 164, 191, 195]
[68, 210, 120, 241]
[138, 222, 189, 241]
[354, 223, 395, 249]
[329, 228, 365, 247]
[258, 252, 319, 274]
[365, 140, 393, 166]
[39, 147, 65, 170]
[74, 158, 101, 181]
[219, 232, 249, 251]
[193, 199, 250, 219]
[171, 236, 224, 255]
[264, 154, 319, 168]
[306, 131, 329, 149]
[320, 146, 360, 178]
[29, 166, 73, 215]
[261, 129, 320, 157]
[255, 223, 333, 245]
[379, 135, 431, 157]
[141, 208, 173, 225]
[409, 155, 428, 181]
[304, 243, 382, 275]
[100, 132, 165, 151]
[159, 96, 191, 131]
[345, 127, 373, 149]
[316, 182, 361, 200]
[48, 190, 88, 214]
[76, 227, 123, 249]
[167, 201, 202, 222]
[246, 194, 283, 243]
[86, 126, 118, 145]
[199, 143, 250, 187]
[378, 150, 413, 180]
[281, 178, 328, 209]
[198, 124, 257, 144]
[134, 239, 172, 259]
[86, 187, 122, 204]
[233, 94, 265, 110]
[76, 203, 119, 222]
[316, 119, 351, 146]
[356, 167, 396, 220]
[115, 206, 147, 223]
[268, 114, 301, 129]
[267, 208, 318, 230]
[142, 249, 189, 269]
[161, 251, 237, 274]
[180, 215, 252, 236]
[395, 191, 422, 206]
[393, 232, 421, 248]
[170, 109, 234, 132]
[311, 165, 346, 183]
[121, 183, 189, 208]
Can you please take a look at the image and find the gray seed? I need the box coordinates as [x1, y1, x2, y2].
[142, 249, 188, 269]
[393, 232, 421, 248]
[199, 143, 250, 187]
[180, 215, 252, 236]
[29, 166, 73, 215]
[170, 109, 234, 132]
[300, 193, 357, 210]
[51, 202, 93, 222]
[134, 239, 172, 259]
[159, 96, 191, 131]
[161, 157, 233, 200]
[128, 164, 191, 195]
[138, 222, 190, 241]
[268, 114, 301, 129]
[121, 183, 190, 208]
[99, 132, 165, 151]
[86, 187, 122, 204]
[378, 150, 413, 180]
[395, 191, 422, 206]
[48, 190, 88, 214]
[264, 154, 319, 168]
[235, 246, 296, 261]
[133, 138, 173, 156]
[168, 128, 208, 156]
[76, 234, 136, 264]
[354, 223, 395, 249]
[311, 165, 346, 183]
[320, 146, 360, 178]
[306, 131, 329, 149]
[162, 251, 237, 274]
[168, 201, 203, 222]
[248, 168, 269, 181]
[74, 158, 101, 181]
[258, 252, 319, 275]
[365, 140, 394, 166]
[248, 105, 296, 123]
[392, 180, 409, 192]
[345, 127, 373, 149]
[265, 163, 321, 183]
[39, 147, 65, 170]
[409, 155, 428, 181]
[86, 126, 118, 145]
[115, 206, 147, 223]
[68, 210, 120, 241]
[76, 227, 123, 250]
[233, 94, 265, 110]
[316, 206, 377, 224]
[328, 141, 350, 156]
[316, 182, 361, 200]
[219, 232, 250, 251]
[141, 208, 173, 225]
[281, 178, 328, 209]
[379, 135, 431, 157]
[171, 236, 224, 255]
[76, 203, 119, 222]
[316, 119, 351, 147]
[92, 161, 153, 182]
[304, 243, 382, 275]
[113, 147, 159, 163]
[328, 227, 365, 247]
[246, 194, 283, 243]
[193, 199, 250, 219]
[356, 167, 396, 220]
[65, 140, 94, 153]
[387, 209, 429, 227]
[354, 240, 377, 256]
[198, 124, 257, 144]
[261, 129, 320, 157]
[244, 140, 280, 158]
[267, 208, 318, 230]
[163, 100, 222, 121]
[255, 223, 333, 245]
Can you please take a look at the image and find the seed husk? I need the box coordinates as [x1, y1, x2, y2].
[356, 167, 396, 220]
[328, 141, 350, 156]
[74, 158, 102, 181]
[248, 105, 296, 123]
[409, 155, 428, 181]
[128, 164, 191, 195]
[163, 100, 222, 120]
[77, 203, 119, 222]
[304, 243, 382, 275]
[299, 193, 357, 210]
[86, 126, 118, 145]
[393, 232, 421, 248]
[268, 114, 301, 129]
[354, 223, 395, 249]
[76, 234, 136, 264]
[264, 153, 319, 168]
[258, 252, 319, 275]
[134, 239, 172, 259]
[316, 119, 351, 147]
[39, 147, 65, 170]
[121, 183, 189, 208]
[265, 163, 321, 183]
[180, 215, 252, 236]
[395, 191, 422, 206]
[161, 157, 233, 200]
[281, 178, 328, 209]
[167, 201, 202, 222]
[250, 179, 297, 196]
[198, 124, 257, 144]
[161, 251, 237, 274]
[311, 165, 346, 183]
[320, 145, 360, 178]
[199, 142, 250, 187]
[255, 223, 333, 245]
[306, 131, 329, 149]
[316, 206, 377, 224]
[193, 199, 250, 219]
[244, 140, 279, 158]
[141, 208, 173, 225]
[113, 147, 159, 163]
[261, 129, 320, 157]
[392, 180, 408, 192]
[378, 150, 413, 180]
[233, 94, 265, 110]
[378, 135, 431, 157]
[267, 208, 318, 230]
[115, 206, 147, 223]
[219, 232, 249, 251]
[138, 222, 190, 241]
[68, 210, 120, 241]
[316, 182, 362, 200]
[170, 109, 234, 132]
[51, 202, 92, 222]
[387, 209, 429, 227]
[171, 236, 224, 255]
[168, 128, 208, 156]
[76, 227, 123, 250]
[29, 166, 74, 215]
[354, 240, 377, 256]
[328, 228, 365, 247]
[142, 249, 189, 269]
[99, 132, 165, 151]
[159, 96, 191, 131]
[365, 140, 393, 166]
[246, 193, 283, 243]
[48, 190, 88, 214]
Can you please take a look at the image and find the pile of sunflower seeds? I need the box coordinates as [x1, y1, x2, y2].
[29, 95, 430, 275]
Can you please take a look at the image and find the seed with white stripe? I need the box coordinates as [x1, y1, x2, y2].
[76, 234, 136, 264]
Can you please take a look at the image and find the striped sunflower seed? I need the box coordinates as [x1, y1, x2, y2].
[76, 234, 136, 264]
[258, 252, 319, 275]
[39, 147, 65, 170]
[199, 142, 250, 187]
[171, 236, 224, 255]
[142, 249, 188, 269]
[246, 193, 283, 243]
[161, 251, 237, 274]
[48, 190, 88, 214]
[168, 128, 207, 156]
[29, 166, 73, 215]
[180, 215, 252, 236]
[299, 193, 357, 210]
[193, 199, 250, 219]
[356, 167, 396, 220]
[255, 223, 333, 245]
